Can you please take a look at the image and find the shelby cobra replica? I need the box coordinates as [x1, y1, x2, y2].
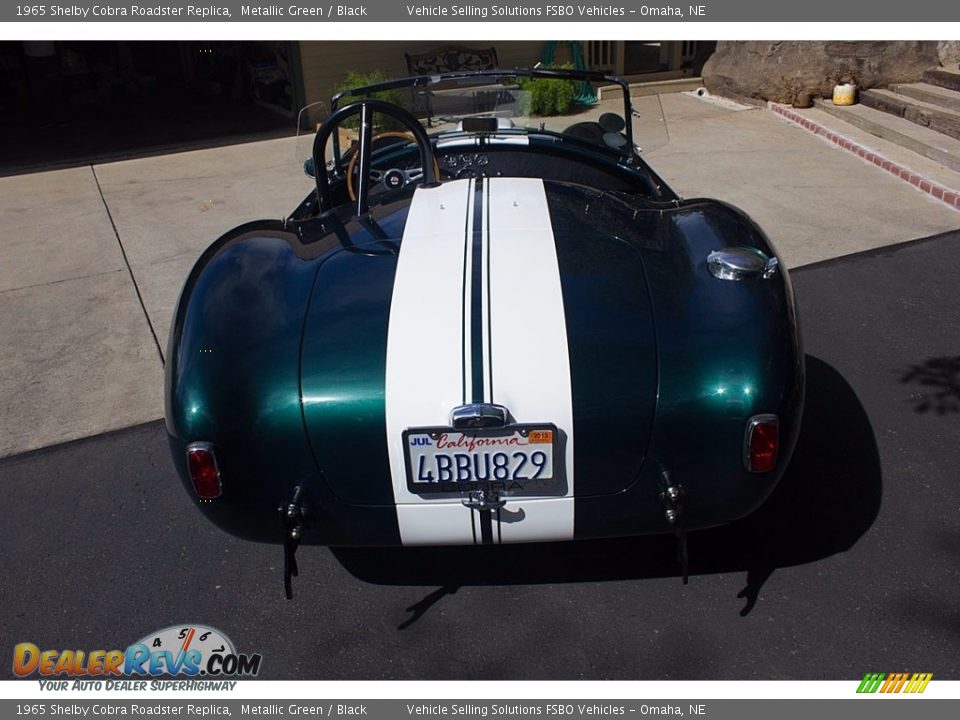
[165, 69, 803, 596]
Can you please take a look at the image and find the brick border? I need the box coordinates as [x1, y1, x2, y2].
[769, 102, 960, 212]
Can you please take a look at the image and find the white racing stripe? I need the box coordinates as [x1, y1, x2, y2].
[385, 177, 574, 545]
[385, 179, 475, 546]
[486, 178, 575, 542]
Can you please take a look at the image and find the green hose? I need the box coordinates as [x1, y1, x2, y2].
[541, 41, 599, 105]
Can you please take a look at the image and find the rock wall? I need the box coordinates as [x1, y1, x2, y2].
[702, 41, 942, 102]
[939, 41, 960, 68]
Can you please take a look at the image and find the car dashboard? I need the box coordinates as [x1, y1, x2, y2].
[393, 135, 669, 199]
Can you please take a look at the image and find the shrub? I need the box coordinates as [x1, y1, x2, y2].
[518, 67, 578, 116]
[331, 70, 406, 130]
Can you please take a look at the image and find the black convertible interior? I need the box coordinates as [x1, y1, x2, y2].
[294, 70, 678, 224]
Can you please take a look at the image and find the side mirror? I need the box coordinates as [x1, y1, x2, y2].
[303, 157, 315, 179]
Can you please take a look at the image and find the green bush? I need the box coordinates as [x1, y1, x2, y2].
[332, 70, 406, 130]
[518, 67, 578, 116]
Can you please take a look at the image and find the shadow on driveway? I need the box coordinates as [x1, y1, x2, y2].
[333, 354, 882, 622]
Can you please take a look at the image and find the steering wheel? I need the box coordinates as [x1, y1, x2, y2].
[345, 131, 441, 203]
[312, 99, 438, 217]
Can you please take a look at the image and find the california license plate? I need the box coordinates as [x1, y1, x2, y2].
[403, 424, 559, 495]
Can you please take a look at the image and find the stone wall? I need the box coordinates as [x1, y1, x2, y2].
[702, 41, 942, 102]
[940, 41, 960, 67]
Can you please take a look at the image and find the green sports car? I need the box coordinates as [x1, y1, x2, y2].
[165, 69, 804, 596]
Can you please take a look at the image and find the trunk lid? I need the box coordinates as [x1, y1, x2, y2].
[300, 179, 658, 506]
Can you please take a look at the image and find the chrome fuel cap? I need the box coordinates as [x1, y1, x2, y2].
[707, 247, 779, 281]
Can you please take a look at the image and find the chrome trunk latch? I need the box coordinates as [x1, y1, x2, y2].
[462, 488, 506, 511]
[450, 403, 509, 429]
[451, 404, 511, 511]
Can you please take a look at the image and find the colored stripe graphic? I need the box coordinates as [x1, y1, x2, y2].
[907, 673, 933, 693]
[881, 673, 907, 693]
[857, 672, 932, 694]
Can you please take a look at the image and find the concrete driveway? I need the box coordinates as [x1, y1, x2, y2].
[0, 139, 312, 458]
[1, 92, 958, 459]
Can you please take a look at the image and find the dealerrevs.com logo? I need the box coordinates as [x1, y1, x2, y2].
[857, 672, 933, 694]
[13, 625, 261, 690]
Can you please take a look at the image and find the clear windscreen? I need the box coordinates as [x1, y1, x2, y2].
[295, 72, 669, 175]
[630, 93, 670, 154]
[295, 100, 327, 177]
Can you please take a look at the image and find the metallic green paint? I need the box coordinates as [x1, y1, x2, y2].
[574, 198, 803, 538]
[165, 221, 405, 544]
[165, 134, 802, 546]
[300, 232, 401, 507]
[548, 186, 660, 498]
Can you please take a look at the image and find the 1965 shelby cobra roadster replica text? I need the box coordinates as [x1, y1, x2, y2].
[165, 69, 803, 596]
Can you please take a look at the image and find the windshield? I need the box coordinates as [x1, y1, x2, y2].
[332, 70, 663, 153]
[334, 69, 626, 133]
[296, 69, 669, 180]
[296, 69, 668, 194]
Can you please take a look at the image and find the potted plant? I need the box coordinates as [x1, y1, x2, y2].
[775, 76, 813, 108]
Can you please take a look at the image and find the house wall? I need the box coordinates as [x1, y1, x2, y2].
[298, 41, 552, 108]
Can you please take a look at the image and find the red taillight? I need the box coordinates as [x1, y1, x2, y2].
[186, 443, 221, 499]
[745, 415, 779, 473]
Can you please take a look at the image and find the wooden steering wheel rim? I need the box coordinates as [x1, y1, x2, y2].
[345, 131, 441, 202]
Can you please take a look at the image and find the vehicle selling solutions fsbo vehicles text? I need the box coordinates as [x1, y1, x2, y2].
[404, 5, 701, 17]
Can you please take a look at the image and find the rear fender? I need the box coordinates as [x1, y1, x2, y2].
[646, 200, 804, 525]
[165, 222, 321, 541]
[576, 200, 804, 537]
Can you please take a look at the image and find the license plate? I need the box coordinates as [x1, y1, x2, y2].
[403, 424, 559, 495]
